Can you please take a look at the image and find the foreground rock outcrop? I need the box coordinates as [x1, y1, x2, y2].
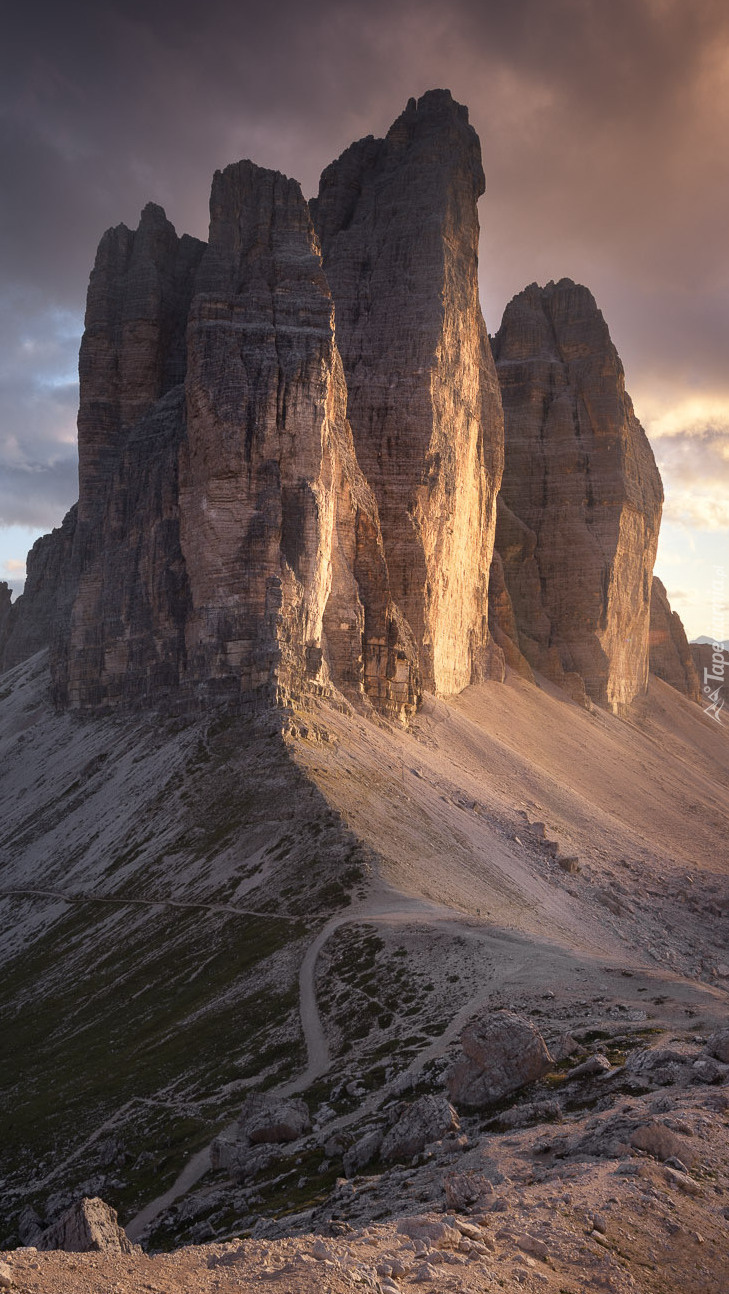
[649, 577, 701, 701]
[38, 1197, 135, 1255]
[313, 90, 504, 695]
[446, 1010, 553, 1109]
[492, 279, 663, 711]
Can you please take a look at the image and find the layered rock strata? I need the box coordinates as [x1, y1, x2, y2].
[52, 205, 206, 707]
[312, 89, 504, 695]
[649, 578, 700, 701]
[36, 165, 419, 719]
[179, 161, 418, 716]
[76, 202, 205, 530]
[492, 279, 663, 712]
[0, 507, 78, 672]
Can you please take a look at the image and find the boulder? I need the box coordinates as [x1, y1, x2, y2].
[630, 1121, 698, 1167]
[237, 1092, 311, 1144]
[624, 1043, 697, 1088]
[705, 1030, 729, 1064]
[446, 1010, 553, 1109]
[396, 1214, 461, 1248]
[692, 1057, 729, 1085]
[566, 1054, 612, 1080]
[443, 1171, 494, 1211]
[38, 1197, 136, 1254]
[343, 1127, 384, 1177]
[380, 1095, 459, 1161]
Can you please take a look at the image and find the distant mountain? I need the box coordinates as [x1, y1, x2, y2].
[692, 635, 729, 649]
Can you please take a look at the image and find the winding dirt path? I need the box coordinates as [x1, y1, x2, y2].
[0, 888, 304, 922]
[125, 888, 469, 1240]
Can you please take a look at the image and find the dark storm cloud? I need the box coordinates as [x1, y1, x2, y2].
[1, 0, 728, 540]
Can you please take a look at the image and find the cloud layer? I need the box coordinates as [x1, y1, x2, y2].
[2, 0, 727, 617]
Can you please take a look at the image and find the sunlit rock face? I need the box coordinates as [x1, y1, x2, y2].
[45, 165, 418, 719]
[179, 161, 419, 719]
[649, 577, 701, 701]
[311, 89, 504, 696]
[492, 279, 663, 712]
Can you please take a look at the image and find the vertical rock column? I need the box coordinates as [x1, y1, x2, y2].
[493, 279, 663, 711]
[312, 89, 504, 695]
[180, 161, 419, 718]
[58, 206, 205, 706]
[649, 577, 700, 700]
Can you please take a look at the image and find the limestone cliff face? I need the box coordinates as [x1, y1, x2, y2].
[53, 207, 205, 707]
[76, 203, 205, 529]
[1, 508, 78, 673]
[58, 393, 191, 708]
[649, 578, 700, 701]
[492, 279, 663, 711]
[0, 583, 11, 658]
[179, 161, 419, 717]
[311, 90, 504, 695]
[45, 167, 418, 718]
[3, 98, 671, 727]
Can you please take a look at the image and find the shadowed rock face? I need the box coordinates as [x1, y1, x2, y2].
[77, 202, 206, 529]
[38, 165, 419, 719]
[492, 279, 663, 712]
[0, 582, 13, 659]
[312, 89, 504, 696]
[0, 508, 78, 673]
[649, 578, 700, 701]
[52, 207, 206, 708]
[179, 160, 419, 718]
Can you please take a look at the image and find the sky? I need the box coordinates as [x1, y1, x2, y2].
[1, 0, 727, 640]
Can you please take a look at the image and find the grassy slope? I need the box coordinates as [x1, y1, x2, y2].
[0, 655, 369, 1242]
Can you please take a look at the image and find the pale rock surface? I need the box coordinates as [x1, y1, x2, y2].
[179, 161, 419, 719]
[379, 1095, 459, 1162]
[649, 577, 700, 700]
[37, 1198, 135, 1254]
[493, 279, 663, 712]
[312, 90, 504, 695]
[566, 1053, 612, 1079]
[37, 167, 419, 719]
[630, 1120, 698, 1167]
[396, 1215, 461, 1248]
[446, 1010, 553, 1109]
